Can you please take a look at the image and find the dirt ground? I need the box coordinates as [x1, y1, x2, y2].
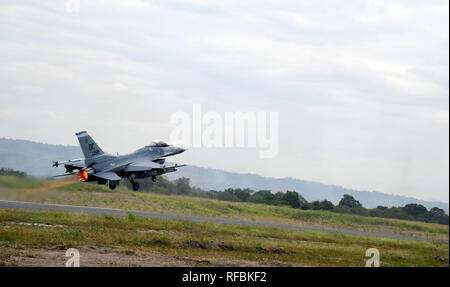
[1, 246, 299, 267]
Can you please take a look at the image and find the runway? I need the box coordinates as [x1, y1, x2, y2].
[0, 200, 447, 243]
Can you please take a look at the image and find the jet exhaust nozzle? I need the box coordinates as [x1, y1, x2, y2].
[77, 167, 94, 182]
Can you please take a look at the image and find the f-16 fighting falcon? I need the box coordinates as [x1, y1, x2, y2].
[52, 131, 187, 191]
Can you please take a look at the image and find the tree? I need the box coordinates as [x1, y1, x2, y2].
[298, 194, 308, 205]
[320, 200, 334, 210]
[0, 168, 27, 177]
[403, 204, 427, 217]
[233, 188, 252, 202]
[217, 188, 240, 201]
[297, 194, 309, 209]
[174, 177, 191, 195]
[300, 202, 310, 210]
[376, 205, 388, 210]
[282, 190, 301, 208]
[338, 194, 362, 209]
[310, 200, 321, 210]
[273, 192, 289, 206]
[429, 207, 445, 218]
[428, 207, 448, 224]
[249, 190, 275, 204]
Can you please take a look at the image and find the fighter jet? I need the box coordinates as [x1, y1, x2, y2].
[52, 131, 187, 191]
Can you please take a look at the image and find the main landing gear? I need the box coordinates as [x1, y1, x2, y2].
[109, 181, 119, 190]
[127, 176, 140, 191]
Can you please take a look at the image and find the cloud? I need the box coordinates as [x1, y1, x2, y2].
[0, 0, 448, 202]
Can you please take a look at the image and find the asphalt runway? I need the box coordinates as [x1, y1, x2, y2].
[0, 200, 447, 243]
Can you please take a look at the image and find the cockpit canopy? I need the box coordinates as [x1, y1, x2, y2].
[148, 139, 169, 147]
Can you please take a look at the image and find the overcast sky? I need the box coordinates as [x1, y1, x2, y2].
[0, 0, 448, 202]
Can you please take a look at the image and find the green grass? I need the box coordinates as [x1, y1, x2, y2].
[0, 177, 448, 241]
[0, 176, 50, 189]
[59, 181, 116, 193]
[0, 209, 448, 267]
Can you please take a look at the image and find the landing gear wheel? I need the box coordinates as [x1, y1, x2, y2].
[109, 180, 120, 190]
[152, 176, 156, 182]
[132, 182, 140, 191]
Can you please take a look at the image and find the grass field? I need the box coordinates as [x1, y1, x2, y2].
[0, 176, 449, 266]
[0, 209, 448, 267]
[0, 176, 448, 240]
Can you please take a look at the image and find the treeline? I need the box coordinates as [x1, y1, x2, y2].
[127, 176, 449, 225]
[329, 194, 449, 225]
[0, 168, 27, 177]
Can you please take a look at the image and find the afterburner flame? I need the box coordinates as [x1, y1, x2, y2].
[77, 170, 88, 181]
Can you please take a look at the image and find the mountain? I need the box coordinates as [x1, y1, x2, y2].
[0, 137, 448, 213]
[166, 166, 449, 212]
[0, 138, 82, 177]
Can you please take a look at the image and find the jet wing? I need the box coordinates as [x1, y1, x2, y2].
[94, 171, 121, 181]
[124, 161, 163, 172]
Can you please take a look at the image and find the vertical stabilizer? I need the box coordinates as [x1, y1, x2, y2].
[76, 131, 104, 160]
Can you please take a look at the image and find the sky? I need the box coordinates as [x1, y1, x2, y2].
[0, 0, 448, 202]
